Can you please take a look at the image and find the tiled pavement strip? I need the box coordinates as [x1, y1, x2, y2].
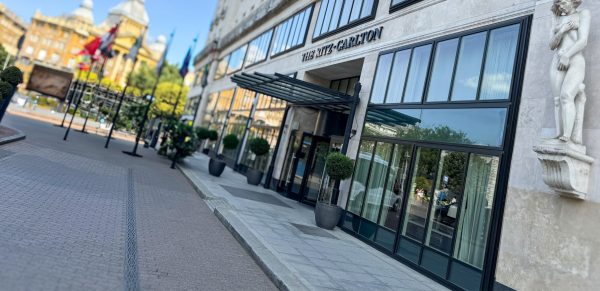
[179, 154, 448, 291]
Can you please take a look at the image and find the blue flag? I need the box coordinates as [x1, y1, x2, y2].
[179, 36, 198, 78]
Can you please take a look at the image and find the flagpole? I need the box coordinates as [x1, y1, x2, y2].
[123, 30, 174, 158]
[63, 62, 96, 141]
[58, 70, 83, 127]
[104, 57, 140, 148]
[79, 56, 108, 133]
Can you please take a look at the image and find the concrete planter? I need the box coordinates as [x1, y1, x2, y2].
[246, 168, 263, 185]
[315, 202, 342, 230]
[208, 158, 226, 177]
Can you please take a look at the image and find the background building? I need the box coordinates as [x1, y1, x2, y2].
[16, 0, 165, 87]
[186, 0, 600, 290]
[0, 3, 27, 57]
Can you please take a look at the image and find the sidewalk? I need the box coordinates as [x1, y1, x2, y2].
[179, 154, 448, 291]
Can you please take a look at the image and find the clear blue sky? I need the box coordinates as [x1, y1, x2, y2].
[2, 0, 217, 67]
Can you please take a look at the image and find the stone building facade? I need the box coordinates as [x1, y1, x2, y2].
[0, 3, 27, 57]
[186, 0, 599, 290]
[16, 0, 164, 87]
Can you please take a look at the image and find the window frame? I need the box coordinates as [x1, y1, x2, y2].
[244, 29, 275, 69]
[270, 3, 315, 59]
[389, 0, 423, 13]
[312, 0, 379, 42]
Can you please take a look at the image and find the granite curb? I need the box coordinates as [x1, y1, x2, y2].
[177, 163, 310, 291]
[0, 125, 26, 146]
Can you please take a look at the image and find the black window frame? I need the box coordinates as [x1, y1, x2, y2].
[226, 44, 249, 75]
[312, 0, 379, 42]
[244, 29, 275, 68]
[389, 0, 423, 13]
[270, 4, 315, 59]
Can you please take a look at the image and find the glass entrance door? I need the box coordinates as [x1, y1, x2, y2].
[287, 133, 312, 200]
[286, 133, 331, 205]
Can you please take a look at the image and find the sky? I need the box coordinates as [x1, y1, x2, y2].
[2, 0, 217, 67]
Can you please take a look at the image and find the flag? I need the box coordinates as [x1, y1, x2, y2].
[179, 36, 198, 78]
[125, 28, 146, 61]
[99, 23, 120, 57]
[156, 30, 175, 76]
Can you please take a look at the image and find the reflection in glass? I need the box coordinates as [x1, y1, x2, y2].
[227, 45, 248, 74]
[451, 32, 486, 101]
[313, 0, 329, 38]
[480, 24, 520, 100]
[402, 147, 440, 242]
[425, 150, 467, 254]
[379, 144, 412, 231]
[339, 0, 353, 27]
[364, 107, 507, 147]
[385, 49, 411, 104]
[361, 143, 393, 222]
[454, 154, 499, 269]
[403, 45, 432, 103]
[370, 53, 393, 103]
[349, 0, 363, 23]
[426, 38, 459, 102]
[361, 0, 374, 18]
[347, 141, 375, 214]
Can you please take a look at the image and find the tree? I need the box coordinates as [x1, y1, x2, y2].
[0, 45, 9, 66]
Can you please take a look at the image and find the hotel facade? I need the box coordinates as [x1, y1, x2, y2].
[186, 0, 600, 290]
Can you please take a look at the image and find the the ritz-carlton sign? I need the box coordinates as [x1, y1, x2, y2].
[301, 26, 384, 62]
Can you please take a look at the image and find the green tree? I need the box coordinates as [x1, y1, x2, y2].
[0, 45, 9, 66]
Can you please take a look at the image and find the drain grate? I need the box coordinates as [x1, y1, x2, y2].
[221, 185, 292, 208]
[124, 168, 139, 291]
[291, 223, 338, 239]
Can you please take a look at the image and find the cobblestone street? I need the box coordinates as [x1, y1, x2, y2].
[0, 114, 275, 290]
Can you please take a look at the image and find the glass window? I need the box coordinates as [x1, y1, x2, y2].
[271, 5, 313, 56]
[214, 57, 229, 80]
[364, 107, 508, 147]
[361, 143, 393, 222]
[426, 38, 459, 102]
[314, 0, 375, 38]
[370, 53, 393, 104]
[391, 0, 422, 9]
[245, 30, 273, 67]
[479, 24, 520, 100]
[227, 45, 248, 74]
[402, 147, 440, 242]
[385, 49, 411, 104]
[379, 144, 412, 231]
[425, 150, 467, 254]
[403, 44, 432, 103]
[347, 141, 375, 215]
[451, 32, 486, 101]
[454, 154, 499, 269]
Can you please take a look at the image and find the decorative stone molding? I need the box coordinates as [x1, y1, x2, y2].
[534, 140, 594, 199]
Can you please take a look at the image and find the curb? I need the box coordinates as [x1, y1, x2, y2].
[178, 163, 310, 291]
[0, 125, 26, 146]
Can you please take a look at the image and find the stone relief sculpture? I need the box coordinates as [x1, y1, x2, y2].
[549, 0, 590, 144]
[534, 0, 594, 200]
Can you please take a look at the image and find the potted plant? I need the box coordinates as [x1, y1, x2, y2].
[0, 66, 23, 122]
[315, 152, 354, 230]
[246, 137, 270, 185]
[208, 133, 239, 177]
[168, 121, 198, 169]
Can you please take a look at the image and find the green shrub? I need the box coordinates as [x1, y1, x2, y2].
[208, 130, 218, 141]
[325, 152, 354, 181]
[249, 138, 270, 156]
[0, 66, 23, 86]
[195, 127, 210, 140]
[0, 81, 13, 101]
[222, 134, 239, 150]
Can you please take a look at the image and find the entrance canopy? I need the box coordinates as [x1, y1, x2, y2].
[231, 72, 356, 112]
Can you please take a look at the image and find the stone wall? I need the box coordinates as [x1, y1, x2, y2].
[496, 1, 600, 290]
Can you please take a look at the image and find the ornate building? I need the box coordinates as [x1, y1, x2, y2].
[0, 3, 27, 57]
[17, 0, 165, 87]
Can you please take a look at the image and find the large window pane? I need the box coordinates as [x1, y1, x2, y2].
[364, 107, 508, 147]
[379, 144, 412, 230]
[451, 32, 486, 101]
[402, 147, 440, 242]
[347, 141, 375, 214]
[454, 154, 499, 269]
[349, 0, 363, 22]
[480, 24, 520, 100]
[227, 45, 247, 74]
[321, 0, 336, 35]
[361, 143, 393, 222]
[328, 0, 343, 32]
[370, 53, 393, 103]
[339, 0, 353, 26]
[313, 0, 329, 38]
[425, 150, 467, 254]
[287, 15, 301, 50]
[385, 49, 411, 104]
[426, 38, 459, 102]
[360, 0, 374, 18]
[403, 44, 432, 103]
[295, 10, 310, 45]
[272, 5, 312, 56]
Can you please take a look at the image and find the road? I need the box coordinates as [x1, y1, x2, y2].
[0, 114, 276, 290]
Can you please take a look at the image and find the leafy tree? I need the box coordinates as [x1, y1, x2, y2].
[0, 45, 10, 66]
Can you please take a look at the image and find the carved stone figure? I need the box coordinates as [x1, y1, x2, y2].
[549, 0, 590, 144]
[534, 0, 594, 200]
